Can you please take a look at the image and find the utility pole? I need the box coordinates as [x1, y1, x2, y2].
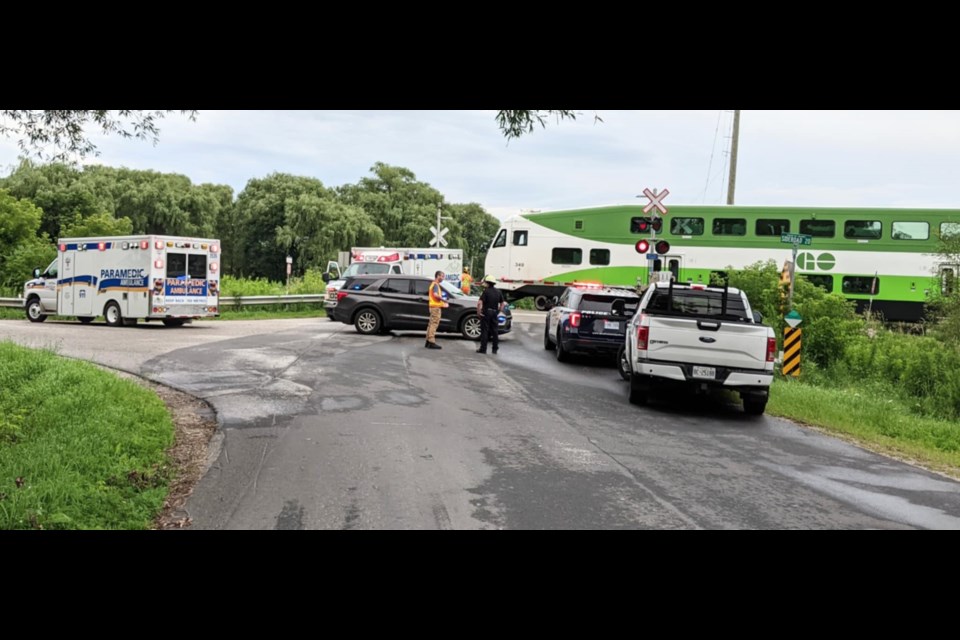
[726, 109, 740, 205]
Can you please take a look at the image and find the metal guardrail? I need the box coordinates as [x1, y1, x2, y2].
[0, 295, 326, 309]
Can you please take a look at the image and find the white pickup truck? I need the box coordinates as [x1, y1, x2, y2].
[622, 281, 776, 415]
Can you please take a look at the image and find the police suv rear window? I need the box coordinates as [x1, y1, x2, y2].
[647, 289, 749, 321]
[579, 294, 638, 315]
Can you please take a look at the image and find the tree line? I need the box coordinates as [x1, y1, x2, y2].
[0, 160, 501, 292]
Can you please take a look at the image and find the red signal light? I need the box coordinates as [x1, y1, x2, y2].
[651, 218, 663, 232]
[655, 240, 671, 254]
[635, 240, 650, 254]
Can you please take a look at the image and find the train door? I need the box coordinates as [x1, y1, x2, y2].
[940, 264, 958, 296]
[510, 227, 531, 281]
[652, 255, 683, 283]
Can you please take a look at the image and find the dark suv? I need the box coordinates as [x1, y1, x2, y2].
[543, 285, 639, 362]
[332, 274, 512, 340]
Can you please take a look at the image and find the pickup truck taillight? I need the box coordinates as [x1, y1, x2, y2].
[636, 325, 649, 350]
[569, 312, 581, 328]
[767, 337, 777, 362]
[336, 291, 350, 302]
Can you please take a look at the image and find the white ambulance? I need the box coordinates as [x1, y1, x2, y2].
[23, 235, 221, 327]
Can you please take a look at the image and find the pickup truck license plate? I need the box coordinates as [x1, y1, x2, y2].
[604, 320, 619, 331]
[692, 366, 716, 379]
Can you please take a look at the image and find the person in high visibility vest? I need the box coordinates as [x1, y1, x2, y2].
[426, 270, 448, 349]
[460, 267, 473, 295]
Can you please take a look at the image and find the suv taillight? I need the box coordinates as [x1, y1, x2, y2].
[636, 325, 649, 350]
[569, 312, 581, 328]
[767, 337, 777, 362]
[337, 291, 350, 302]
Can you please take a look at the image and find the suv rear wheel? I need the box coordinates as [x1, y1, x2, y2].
[354, 308, 382, 335]
[555, 329, 570, 362]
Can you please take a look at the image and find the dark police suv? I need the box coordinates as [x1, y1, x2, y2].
[543, 284, 639, 363]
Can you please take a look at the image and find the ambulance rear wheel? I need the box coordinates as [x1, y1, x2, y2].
[26, 297, 47, 323]
[104, 301, 123, 327]
[77, 316, 95, 324]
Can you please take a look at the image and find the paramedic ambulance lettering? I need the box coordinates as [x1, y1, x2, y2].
[164, 278, 208, 297]
[98, 268, 148, 293]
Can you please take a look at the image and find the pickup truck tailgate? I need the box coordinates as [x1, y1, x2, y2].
[646, 316, 769, 369]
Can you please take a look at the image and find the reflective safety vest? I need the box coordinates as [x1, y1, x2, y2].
[429, 281, 446, 308]
[460, 273, 473, 294]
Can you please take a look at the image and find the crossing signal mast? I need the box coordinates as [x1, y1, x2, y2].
[635, 188, 671, 277]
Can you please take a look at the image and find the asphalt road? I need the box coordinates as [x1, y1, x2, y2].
[4, 312, 960, 529]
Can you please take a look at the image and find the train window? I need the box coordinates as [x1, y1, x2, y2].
[552, 248, 582, 265]
[712, 218, 746, 236]
[800, 219, 835, 237]
[803, 275, 834, 292]
[940, 222, 960, 239]
[589, 249, 610, 265]
[844, 220, 881, 239]
[755, 219, 790, 236]
[670, 217, 704, 235]
[513, 230, 528, 246]
[842, 276, 879, 294]
[575, 220, 583, 230]
[493, 229, 507, 248]
[891, 221, 929, 240]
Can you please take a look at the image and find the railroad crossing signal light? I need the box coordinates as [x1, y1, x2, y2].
[655, 240, 670, 254]
[634, 217, 663, 233]
[635, 239, 650, 254]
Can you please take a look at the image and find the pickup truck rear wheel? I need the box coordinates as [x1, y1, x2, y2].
[628, 374, 649, 405]
[543, 322, 555, 350]
[555, 329, 570, 362]
[617, 345, 630, 381]
[26, 297, 47, 323]
[742, 396, 768, 416]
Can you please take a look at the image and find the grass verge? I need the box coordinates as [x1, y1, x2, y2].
[768, 377, 960, 478]
[0, 341, 174, 529]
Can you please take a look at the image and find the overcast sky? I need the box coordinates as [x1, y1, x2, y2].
[2, 110, 959, 221]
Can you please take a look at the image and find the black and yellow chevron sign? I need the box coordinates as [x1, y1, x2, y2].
[782, 326, 801, 377]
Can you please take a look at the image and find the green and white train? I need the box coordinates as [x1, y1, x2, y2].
[483, 204, 960, 321]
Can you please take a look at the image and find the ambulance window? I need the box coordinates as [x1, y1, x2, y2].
[45, 261, 58, 278]
[167, 253, 187, 278]
[188, 254, 208, 277]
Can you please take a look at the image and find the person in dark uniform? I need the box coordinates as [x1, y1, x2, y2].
[476, 275, 505, 354]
